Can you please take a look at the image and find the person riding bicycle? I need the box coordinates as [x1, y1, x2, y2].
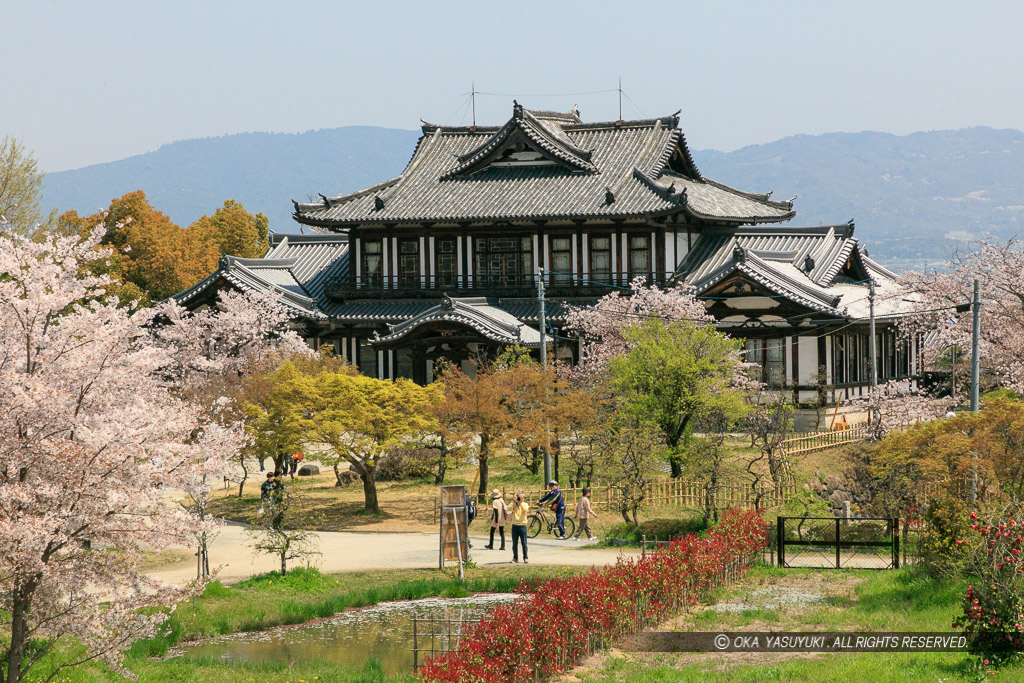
[537, 480, 566, 537]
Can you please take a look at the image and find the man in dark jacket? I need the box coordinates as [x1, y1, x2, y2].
[538, 480, 566, 537]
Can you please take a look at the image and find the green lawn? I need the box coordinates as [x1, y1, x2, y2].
[575, 565, 1021, 682]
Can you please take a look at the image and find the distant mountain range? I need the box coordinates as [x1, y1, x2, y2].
[43, 125, 1024, 271]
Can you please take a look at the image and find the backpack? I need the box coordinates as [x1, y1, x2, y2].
[466, 496, 477, 522]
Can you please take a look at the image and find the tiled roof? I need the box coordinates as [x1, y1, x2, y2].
[373, 296, 541, 347]
[170, 233, 349, 319]
[675, 224, 914, 319]
[675, 224, 865, 287]
[293, 105, 795, 227]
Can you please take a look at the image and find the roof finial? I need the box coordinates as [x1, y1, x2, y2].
[513, 100, 523, 118]
[605, 187, 615, 205]
[733, 245, 746, 263]
[318, 192, 330, 208]
[374, 195, 385, 211]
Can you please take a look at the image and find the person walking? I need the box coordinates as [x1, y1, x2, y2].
[572, 487, 599, 541]
[509, 491, 530, 564]
[538, 480, 566, 538]
[484, 489, 509, 550]
[259, 471, 275, 507]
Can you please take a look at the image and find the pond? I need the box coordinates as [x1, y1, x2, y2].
[174, 593, 519, 676]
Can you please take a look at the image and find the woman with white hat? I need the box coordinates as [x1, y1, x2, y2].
[484, 489, 509, 550]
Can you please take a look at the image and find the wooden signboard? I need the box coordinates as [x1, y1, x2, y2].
[438, 485, 468, 575]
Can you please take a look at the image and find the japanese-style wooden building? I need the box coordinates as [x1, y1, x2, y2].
[174, 104, 919, 411]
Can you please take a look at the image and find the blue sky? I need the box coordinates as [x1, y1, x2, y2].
[4, 0, 1023, 172]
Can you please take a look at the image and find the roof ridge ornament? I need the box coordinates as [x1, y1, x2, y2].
[318, 193, 330, 209]
[733, 245, 747, 263]
[442, 293, 456, 310]
[374, 195, 385, 211]
[605, 187, 615, 205]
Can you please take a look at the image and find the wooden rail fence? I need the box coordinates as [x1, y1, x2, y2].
[779, 426, 870, 457]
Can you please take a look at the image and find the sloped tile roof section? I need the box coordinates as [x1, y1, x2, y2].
[371, 296, 542, 347]
[674, 223, 915, 319]
[170, 233, 350, 320]
[293, 105, 795, 227]
[675, 223, 868, 288]
[690, 247, 844, 314]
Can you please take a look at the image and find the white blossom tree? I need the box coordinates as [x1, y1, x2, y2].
[563, 277, 713, 384]
[0, 228, 244, 683]
[898, 238, 1024, 395]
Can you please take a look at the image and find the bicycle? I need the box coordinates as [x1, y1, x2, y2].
[527, 506, 576, 539]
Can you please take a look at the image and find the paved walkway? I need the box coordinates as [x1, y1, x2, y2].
[148, 523, 640, 586]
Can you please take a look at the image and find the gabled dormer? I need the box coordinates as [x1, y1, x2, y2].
[440, 103, 597, 179]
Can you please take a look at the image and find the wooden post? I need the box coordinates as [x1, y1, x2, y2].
[835, 517, 841, 569]
[413, 617, 419, 672]
[777, 517, 785, 567]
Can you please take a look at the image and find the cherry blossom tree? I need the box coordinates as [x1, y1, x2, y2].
[0, 228, 244, 683]
[152, 288, 310, 393]
[898, 238, 1024, 395]
[563, 277, 713, 384]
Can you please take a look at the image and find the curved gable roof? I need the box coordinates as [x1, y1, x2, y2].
[293, 104, 795, 227]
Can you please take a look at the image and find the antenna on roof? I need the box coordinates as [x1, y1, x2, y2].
[618, 77, 623, 122]
[471, 81, 476, 128]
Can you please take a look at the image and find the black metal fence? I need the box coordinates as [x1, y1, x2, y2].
[776, 516, 900, 570]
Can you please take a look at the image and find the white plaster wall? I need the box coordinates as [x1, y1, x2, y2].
[797, 336, 818, 385]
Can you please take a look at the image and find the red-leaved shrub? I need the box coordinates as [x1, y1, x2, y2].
[419, 509, 767, 682]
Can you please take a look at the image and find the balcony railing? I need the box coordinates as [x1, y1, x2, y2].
[324, 273, 669, 300]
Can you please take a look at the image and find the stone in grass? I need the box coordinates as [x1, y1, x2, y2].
[297, 464, 320, 477]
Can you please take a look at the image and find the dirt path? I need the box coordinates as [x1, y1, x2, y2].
[147, 522, 640, 586]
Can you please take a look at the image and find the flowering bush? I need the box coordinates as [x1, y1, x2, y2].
[419, 509, 767, 682]
[953, 508, 1024, 670]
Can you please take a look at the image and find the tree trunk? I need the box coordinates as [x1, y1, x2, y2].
[333, 461, 344, 487]
[477, 433, 490, 501]
[7, 578, 36, 683]
[237, 455, 248, 498]
[280, 551, 287, 576]
[620, 506, 631, 525]
[528, 447, 540, 475]
[552, 437, 561, 483]
[360, 465, 380, 513]
[669, 455, 682, 478]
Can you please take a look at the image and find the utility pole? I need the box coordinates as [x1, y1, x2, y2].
[538, 268, 551, 484]
[970, 278, 981, 503]
[970, 279, 981, 412]
[868, 279, 878, 391]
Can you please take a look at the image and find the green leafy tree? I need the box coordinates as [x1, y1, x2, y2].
[251, 358, 443, 512]
[607, 318, 747, 477]
[0, 136, 56, 235]
[188, 199, 269, 259]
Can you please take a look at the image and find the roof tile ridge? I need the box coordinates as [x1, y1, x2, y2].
[520, 109, 593, 160]
[561, 114, 679, 132]
[818, 238, 858, 286]
[702, 178, 795, 210]
[741, 252, 840, 307]
[517, 117, 597, 173]
[293, 176, 401, 212]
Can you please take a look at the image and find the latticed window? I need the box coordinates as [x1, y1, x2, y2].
[361, 238, 383, 287]
[590, 235, 612, 284]
[629, 234, 650, 280]
[358, 340, 377, 378]
[435, 238, 457, 287]
[399, 239, 419, 287]
[474, 236, 533, 287]
[550, 236, 572, 283]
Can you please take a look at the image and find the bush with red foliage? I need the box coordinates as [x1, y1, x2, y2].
[953, 508, 1024, 671]
[419, 509, 767, 682]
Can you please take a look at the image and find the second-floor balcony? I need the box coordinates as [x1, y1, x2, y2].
[324, 272, 669, 300]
